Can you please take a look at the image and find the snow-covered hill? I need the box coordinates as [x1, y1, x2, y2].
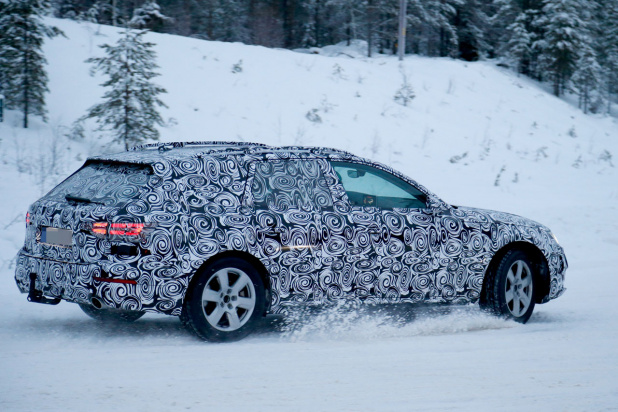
[0, 18, 617, 411]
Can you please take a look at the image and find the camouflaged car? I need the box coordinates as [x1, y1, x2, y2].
[15, 141, 567, 341]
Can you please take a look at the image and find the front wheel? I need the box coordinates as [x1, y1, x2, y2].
[183, 257, 266, 342]
[481, 250, 536, 323]
[78, 303, 145, 323]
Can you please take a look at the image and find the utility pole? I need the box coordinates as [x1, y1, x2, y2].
[112, 0, 118, 26]
[367, 0, 374, 57]
[397, 0, 407, 61]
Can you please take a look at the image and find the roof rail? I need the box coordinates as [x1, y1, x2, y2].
[247, 146, 314, 155]
[128, 141, 270, 152]
[318, 147, 356, 157]
[242, 146, 355, 158]
[127, 142, 356, 159]
[277, 146, 356, 157]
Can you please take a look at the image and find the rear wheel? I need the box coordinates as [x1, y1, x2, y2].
[183, 257, 266, 342]
[481, 249, 536, 323]
[78, 303, 145, 323]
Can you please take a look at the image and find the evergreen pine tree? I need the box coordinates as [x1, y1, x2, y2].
[84, 28, 167, 150]
[301, 0, 326, 48]
[595, 0, 618, 113]
[571, 42, 602, 113]
[129, 0, 171, 32]
[213, 0, 251, 43]
[325, 0, 365, 45]
[492, 0, 544, 76]
[504, 13, 532, 73]
[534, 0, 589, 96]
[423, 0, 460, 57]
[0, 0, 62, 128]
[453, 0, 492, 60]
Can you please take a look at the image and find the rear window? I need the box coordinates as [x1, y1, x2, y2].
[45, 162, 154, 207]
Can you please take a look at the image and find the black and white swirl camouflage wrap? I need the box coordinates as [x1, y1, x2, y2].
[15, 142, 567, 316]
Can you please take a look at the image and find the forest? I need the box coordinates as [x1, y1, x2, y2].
[1, 0, 617, 125]
[45, 0, 618, 113]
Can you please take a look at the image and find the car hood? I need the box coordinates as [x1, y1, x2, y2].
[452, 205, 548, 232]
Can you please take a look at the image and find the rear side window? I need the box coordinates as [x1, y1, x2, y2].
[250, 160, 333, 212]
[45, 162, 154, 207]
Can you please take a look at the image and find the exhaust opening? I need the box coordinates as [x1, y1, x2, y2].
[91, 297, 103, 309]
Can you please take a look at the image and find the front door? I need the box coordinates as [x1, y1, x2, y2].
[327, 161, 448, 303]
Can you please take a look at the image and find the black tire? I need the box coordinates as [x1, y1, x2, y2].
[179, 305, 191, 329]
[183, 257, 266, 342]
[481, 249, 536, 323]
[78, 303, 145, 322]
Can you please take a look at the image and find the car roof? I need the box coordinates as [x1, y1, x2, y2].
[84, 141, 436, 200]
[87, 141, 361, 165]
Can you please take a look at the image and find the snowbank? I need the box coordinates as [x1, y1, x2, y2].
[0, 18, 617, 411]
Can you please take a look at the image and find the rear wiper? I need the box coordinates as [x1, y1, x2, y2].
[65, 194, 104, 205]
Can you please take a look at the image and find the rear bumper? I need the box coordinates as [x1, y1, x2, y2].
[15, 250, 99, 304]
[14, 249, 186, 315]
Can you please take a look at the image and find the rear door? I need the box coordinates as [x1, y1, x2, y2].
[245, 158, 334, 307]
[30, 161, 155, 262]
[23, 161, 157, 300]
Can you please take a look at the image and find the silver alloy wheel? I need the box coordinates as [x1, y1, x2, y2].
[505, 259, 533, 317]
[202, 267, 256, 332]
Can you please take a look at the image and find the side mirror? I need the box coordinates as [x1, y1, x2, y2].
[426, 195, 449, 212]
[347, 169, 366, 178]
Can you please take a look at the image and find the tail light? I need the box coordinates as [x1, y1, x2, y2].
[26, 212, 30, 228]
[89, 221, 152, 240]
[109, 223, 145, 236]
[92, 222, 108, 235]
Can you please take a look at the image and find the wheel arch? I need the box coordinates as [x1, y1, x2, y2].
[184, 250, 272, 314]
[481, 241, 550, 304]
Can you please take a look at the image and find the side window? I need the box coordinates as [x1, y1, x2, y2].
[331, 161, 427, 209]
[251, 160, 333, 212]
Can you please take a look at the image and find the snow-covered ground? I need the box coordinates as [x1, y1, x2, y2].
[1, 18, 617, 411]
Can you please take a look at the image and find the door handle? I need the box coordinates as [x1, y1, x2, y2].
[259, 226, 285, 235]
[368, 225, 381, 235]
